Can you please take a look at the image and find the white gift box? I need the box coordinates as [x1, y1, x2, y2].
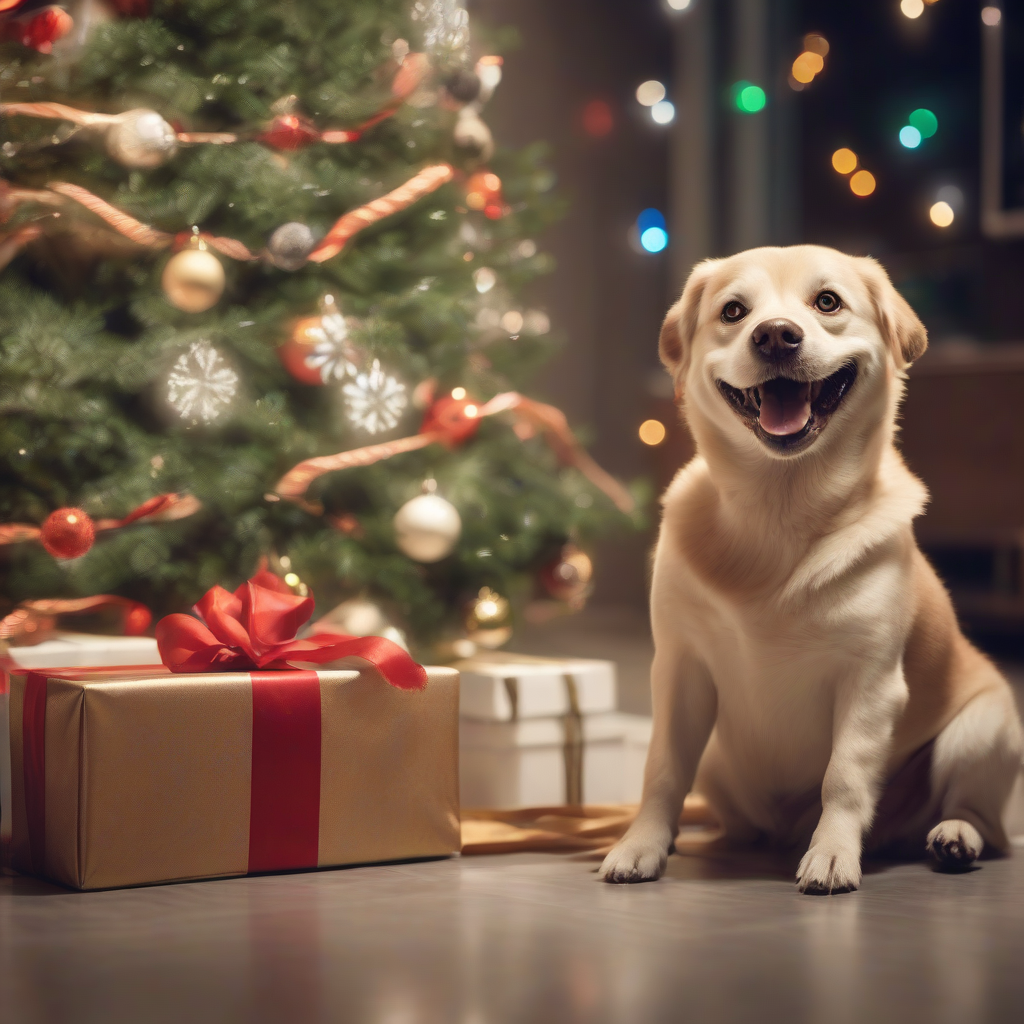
[2, 633, 162, 852]
[4, 632, 161, 669]
[460, 712, 652, 809]
[455, 652, 617, 721]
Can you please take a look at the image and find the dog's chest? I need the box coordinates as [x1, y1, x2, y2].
[673, 549, 909, 789]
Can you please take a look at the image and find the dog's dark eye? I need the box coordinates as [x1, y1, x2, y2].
[815, 291, 841, 313]
[721, 301, 748, 323]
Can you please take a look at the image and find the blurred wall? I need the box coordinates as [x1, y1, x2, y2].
[482, 0, 673, 609]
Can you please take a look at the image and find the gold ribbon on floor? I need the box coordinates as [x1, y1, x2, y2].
[460, 795, 717, 856]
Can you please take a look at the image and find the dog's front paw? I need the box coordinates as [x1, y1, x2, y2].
[599, 834, 670, 884]
[927, 819, 983, 872]
[796, 843, 862, 895]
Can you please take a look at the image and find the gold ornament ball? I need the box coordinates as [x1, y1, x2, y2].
[466, 586, 512, 649]
[106, 109, 179, 169]
[162, 248, 226, 313]
[541, 545, 594, 601]
[393, 492, 462, 562]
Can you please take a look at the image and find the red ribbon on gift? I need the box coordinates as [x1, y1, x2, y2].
[155, 570, 426, 690]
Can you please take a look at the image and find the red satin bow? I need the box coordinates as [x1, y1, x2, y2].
[155, 571, 426, 690]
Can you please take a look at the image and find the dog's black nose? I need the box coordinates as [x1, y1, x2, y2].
[751, 318, 803, 361]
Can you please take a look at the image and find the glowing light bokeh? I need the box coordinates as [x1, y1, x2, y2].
[901, 0, 924, 18]
[639, 420, 667, 446]
[636, 80, 666, 107]
[733, 82, 767, 113]
[929, 201, 954, 227]
[582, 99, 614, 138]
[832, 148, 858, 174]
[900, 125, 922, 148]
[640, 228, 668, 253]
[850, 170, 876, 197]
[651, 100, 675, 124]
[908, 108, 938, 138]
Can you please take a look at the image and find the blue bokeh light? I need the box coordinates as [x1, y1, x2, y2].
[640, 226, 669, 252]
[899, 125, 922, 149]
[637, 208, 666, 233]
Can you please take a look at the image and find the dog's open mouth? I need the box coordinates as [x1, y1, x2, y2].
[716, 363, 857, 452]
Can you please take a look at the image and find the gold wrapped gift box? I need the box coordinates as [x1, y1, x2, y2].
[4, 665, 460, 890]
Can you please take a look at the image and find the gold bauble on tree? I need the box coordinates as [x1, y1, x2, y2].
[465, 586, 512, 649]
[540, 544, 594, 605]
[162, 239, 225, 313]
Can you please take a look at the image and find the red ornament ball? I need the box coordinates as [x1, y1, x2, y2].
[40, 507, 96, 559]
[19, 7, 74, 54]
[123, 603, 152, 636]
[259, 114, 320, 151]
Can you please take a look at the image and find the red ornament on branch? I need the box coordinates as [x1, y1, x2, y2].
[12, 6, 73, 54]
[40, 507, 95, 559]
[259, 114, 322, 151]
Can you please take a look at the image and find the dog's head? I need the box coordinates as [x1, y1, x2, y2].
[660, 245, 926, 459]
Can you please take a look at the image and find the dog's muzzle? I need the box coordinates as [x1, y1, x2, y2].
[716, 362, 857, 453]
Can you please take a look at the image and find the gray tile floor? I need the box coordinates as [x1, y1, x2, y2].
[4, 608, 1024, 1023]
[3, 845, 1024, 1023]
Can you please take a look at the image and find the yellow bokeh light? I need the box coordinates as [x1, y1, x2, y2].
[639, 419, 667, 446]
[832, 148, 858, 174]
[284, 572, 300, 587]
[850, 170, 876, 197]
[466, 191, 486, 210]
[803, 33, 830, 57]
[901, 0, 924, 18]
[451, 386, 467, 400]
[464, 404, 479, 418]
[929, 201, 954, 227]
[791, 55, 816, 84]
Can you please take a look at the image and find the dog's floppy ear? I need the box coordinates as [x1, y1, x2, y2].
[859, 257, 927, 370]
[660, 259, 719, 397]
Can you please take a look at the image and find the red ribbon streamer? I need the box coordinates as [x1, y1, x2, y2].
[155, 570, 426, 690]
[24, 671, 48, 875]
[248, 670, 322, 873]
[274, 392, 636, 515]
[0, 594, 152, 643]
[0, 492, 201, 547]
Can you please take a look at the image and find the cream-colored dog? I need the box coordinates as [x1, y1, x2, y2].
[600, 245, 1023, 893]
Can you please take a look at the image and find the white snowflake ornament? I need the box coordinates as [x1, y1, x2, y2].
[303, 309, 357, 384]
[342, 360, 408, 434]
[166, 341, 238, 423]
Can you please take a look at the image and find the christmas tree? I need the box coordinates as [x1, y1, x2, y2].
[0, 0, 639, 656]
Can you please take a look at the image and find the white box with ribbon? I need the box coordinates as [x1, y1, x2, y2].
[455, 652, 617, 721]
[459, 712, 652, 809]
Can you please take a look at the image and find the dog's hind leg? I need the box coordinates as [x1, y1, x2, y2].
[926, 685, 1023, 872]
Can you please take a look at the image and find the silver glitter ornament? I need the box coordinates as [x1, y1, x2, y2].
[105, 109, 178, 169]
[268, 222, 316, 271]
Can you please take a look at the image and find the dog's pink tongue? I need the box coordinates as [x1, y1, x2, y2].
[758, 382, 812, 436]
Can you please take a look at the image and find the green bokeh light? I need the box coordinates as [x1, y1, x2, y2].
[908, 108, 938, 138]
[733, 82, 766, 114]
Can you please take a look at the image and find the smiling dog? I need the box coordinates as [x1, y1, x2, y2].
[600, 245, 1023, 893]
